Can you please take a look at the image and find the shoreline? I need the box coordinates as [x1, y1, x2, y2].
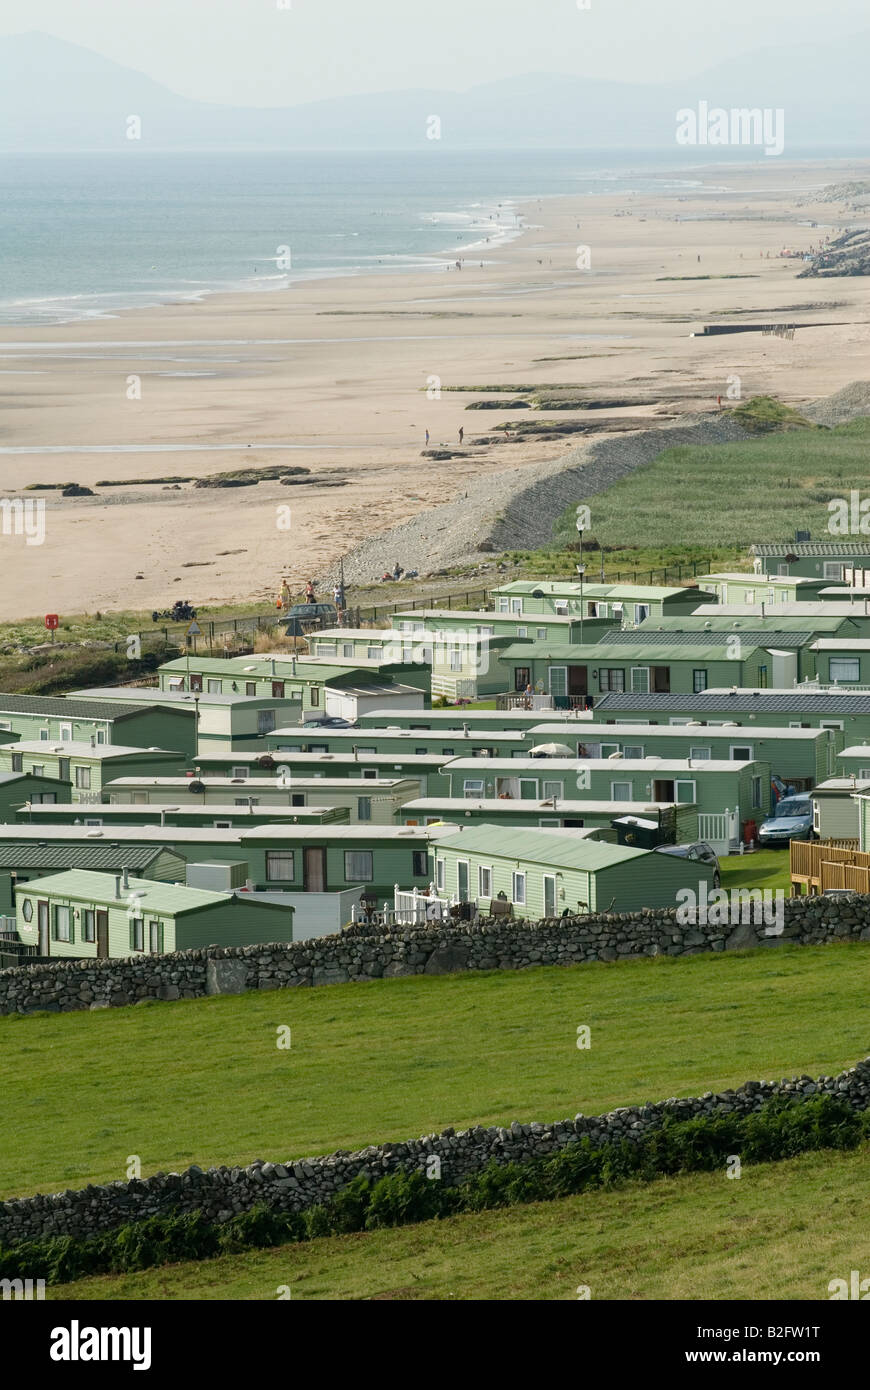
[1, 151, 831, 332]
[1, 154, 869, 620]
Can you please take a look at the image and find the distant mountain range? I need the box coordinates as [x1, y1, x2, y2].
[2, 29, 870, 152]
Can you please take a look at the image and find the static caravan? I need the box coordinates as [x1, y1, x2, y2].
[0, 693, 198, 756]
[75, 686, 299, 751]
[698, 572, 834, 605]
[0, 841, 186, 917]
[263, 726, 532, 759]
[14, 870, 294, 960]
[810, 640, 870, 687]
[0, 823, 436, 901]
[430, 824, 714, 917]
[589, 690, 870, 747]
[354, 708, 595, 734]
[0, 742, 187, 805]
[17, 803, 350, 829]
[499, 637, 798, 704]
[0, 771, 72, 821]
[156, 652, 430, 715]
[260, 748, 454, 798]
[490, 580, 713, 623]
[103, 774, 421, 825]
[443, 754, 770, 854]
[810, 778, 869, 842]
[530, 721, 834, 789]
[396, 796, 696, 841]
[749, 542, 870, 581]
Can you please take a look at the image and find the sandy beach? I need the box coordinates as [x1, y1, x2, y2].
[2, 156, 870, 621]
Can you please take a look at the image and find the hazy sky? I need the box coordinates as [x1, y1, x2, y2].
[2, 0, 868, 106]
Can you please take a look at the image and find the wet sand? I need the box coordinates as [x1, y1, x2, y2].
[1, 157, 869, 620]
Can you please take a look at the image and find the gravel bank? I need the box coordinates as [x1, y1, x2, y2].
[322, 382, 870, 587]
[321, 411, 751, 586]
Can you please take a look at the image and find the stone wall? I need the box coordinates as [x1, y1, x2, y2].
[1, 891, 869, 1018]
[2, 1053, 869, 1247]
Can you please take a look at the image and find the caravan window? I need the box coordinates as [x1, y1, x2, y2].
[599, 669, 625, 693]
[830, 659, 860, 682]
[344, 851, 373, 882]
[52, 905, 72, 943]
[266, 852, 295, 881]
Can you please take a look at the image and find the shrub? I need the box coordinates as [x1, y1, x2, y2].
[365, 1170, 447, 1228]
[218, 1205, 304, 1252]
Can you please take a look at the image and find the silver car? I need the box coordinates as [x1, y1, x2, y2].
[757, 794, 814, 847]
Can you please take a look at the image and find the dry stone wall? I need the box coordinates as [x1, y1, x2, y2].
[1, 892, 869, 1017]
[2, 1055, 870, 1247]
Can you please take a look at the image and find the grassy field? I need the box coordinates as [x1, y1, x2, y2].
[720, 849, 792, 895]
[550, 416, 870, 550]
[4, 943, 870, 1204]
[45, 1140, 870, 1300]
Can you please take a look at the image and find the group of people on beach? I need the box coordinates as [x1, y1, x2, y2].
[424, 427, 464, 446]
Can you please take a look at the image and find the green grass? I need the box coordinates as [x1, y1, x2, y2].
[44, 1140, 870, 1300]
[550, 413, 870, 550]
[720, 850, 792, 895]
[4, 944, 870, 1203]
[498, 542, 744, 583]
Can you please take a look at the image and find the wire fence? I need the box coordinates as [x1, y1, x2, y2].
[109, 560, 716, 663]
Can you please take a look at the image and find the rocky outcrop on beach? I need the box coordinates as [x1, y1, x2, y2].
[798, 228, 870, 277]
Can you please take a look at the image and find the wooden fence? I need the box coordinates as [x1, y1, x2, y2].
[790, 839, 864, 895]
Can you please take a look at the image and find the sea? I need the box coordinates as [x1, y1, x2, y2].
[0, 146, 855, 326]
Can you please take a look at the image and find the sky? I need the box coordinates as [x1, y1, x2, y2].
[0, 0, 868, 107]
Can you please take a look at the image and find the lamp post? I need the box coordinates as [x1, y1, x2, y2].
[576, 516, 585, 650]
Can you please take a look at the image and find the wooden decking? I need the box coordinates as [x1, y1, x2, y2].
[790, 839, 865, 895]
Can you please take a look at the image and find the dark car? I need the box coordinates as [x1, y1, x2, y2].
[300, 715, 354, 729]
[279, 602, 338, 636]
[657, 840, 721, 888]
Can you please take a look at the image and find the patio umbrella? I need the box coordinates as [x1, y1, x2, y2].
[528, 743, 575, 758]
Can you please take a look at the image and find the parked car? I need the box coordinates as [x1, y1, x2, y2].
[279, 602, 338, 635]
[657, 841, 721, 888]
[300, 715, 354, 729]
[757, 793, 814, 847]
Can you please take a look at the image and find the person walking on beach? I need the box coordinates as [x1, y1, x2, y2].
[458, 426, 464, 444]
[425, 428, 430, 447]
[305, 579, 315, 603]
